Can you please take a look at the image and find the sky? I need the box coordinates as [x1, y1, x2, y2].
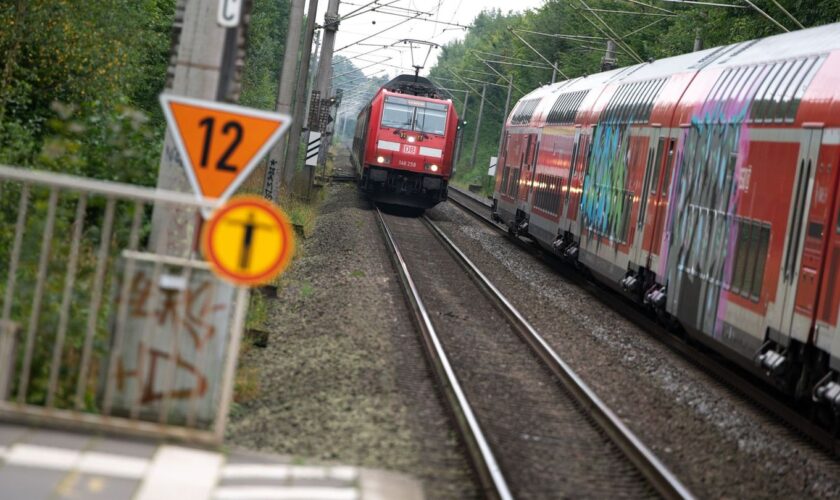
[312, 0, 547, 77]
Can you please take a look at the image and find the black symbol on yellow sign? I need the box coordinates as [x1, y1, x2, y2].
[202, 196, 295, 286]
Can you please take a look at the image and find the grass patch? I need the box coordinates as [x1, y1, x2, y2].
[299, 281, 315, 298]
[350, 269, 365, 278]
[245, 290, 269, 332]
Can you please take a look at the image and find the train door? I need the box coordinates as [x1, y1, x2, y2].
[824, 161, 840, 368]
[772, 127, 823, 345]
[517, 133, 536, 208]
[561, 127, 583, 221]
[630, 127, 662, 266]
[524, 133, 540, 208]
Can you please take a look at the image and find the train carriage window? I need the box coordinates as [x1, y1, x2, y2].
[785, 56, 823, 122]
[750, 224, 771, 300]
[731, 218, 751, 294]
[382, 98, 414, 129]
[836, 204, 840, 234]
[651, 137, 666, 195]
[750, 62, 782, 121]
[722, 67, 749, 104]
[661, 139, 676, 195]
[730, 219, 771, 300]
[628, 81, 650, 123]
[837, 203, 840, 234]
[763, 59, 797, 121]
[415, 107, 447, 135]
[754, 61, 794, 122]
[734, 65, 759, 103]
[771, 58, 806, 122]
[736, 65, 765, 104]
[709, 68, 736, 107]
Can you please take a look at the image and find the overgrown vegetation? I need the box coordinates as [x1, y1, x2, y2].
[431, 0, 840, 192]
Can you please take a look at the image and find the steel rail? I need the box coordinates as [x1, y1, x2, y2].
[446, 186, 840, 456]
[375, 207, 513, 500]
[422, 212, 694, 500]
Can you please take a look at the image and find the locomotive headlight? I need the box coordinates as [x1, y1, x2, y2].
[377, 155, 386, 164]
[407, 135, 416, 143]
[430, 164, 439, 172]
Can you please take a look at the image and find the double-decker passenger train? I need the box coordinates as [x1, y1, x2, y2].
[492, 22, 840, 420]
[351, 75, 459, 208]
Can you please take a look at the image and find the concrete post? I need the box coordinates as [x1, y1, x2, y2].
[470, 84, 486, 168]
[263, 0, 305, 202]
[453, 91, 469, 170]
[601, 40, 617, 72]
[693, 28, 704, 52]
[309, 0, 341, 194]
[151, 0, 248, 254]
[282, 0, 320, 189]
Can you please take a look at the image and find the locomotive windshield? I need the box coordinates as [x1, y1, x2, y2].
[382, 96, 448, 135]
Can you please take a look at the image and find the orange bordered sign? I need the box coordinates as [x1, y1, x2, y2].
[160, 94, 291, 215]
[201, 196, 295, 286]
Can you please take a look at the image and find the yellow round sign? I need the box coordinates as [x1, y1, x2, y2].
[201, 196, 295, 286]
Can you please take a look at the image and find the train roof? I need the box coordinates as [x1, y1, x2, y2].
[381, 74, 444, 99]
[510, 22, 840, 126]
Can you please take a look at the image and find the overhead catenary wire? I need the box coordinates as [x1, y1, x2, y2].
[469, 49, 552, 67]
[443, 68, 501, 111]
[767, 0, 805, 29]
[619, 0, 676, 14]
[365, 8, 471, 29]
[513, 29, 607, 40]
[649, 0, 746, 7]
[475, 58, 526, 95]
[584, 7, 676, 17]
[335, 13, 424, 52]
[620, 17, 668, 39]
[507, 28, 569, 79]
[577, 0, 645, 63]
[741, 0, 790, 32]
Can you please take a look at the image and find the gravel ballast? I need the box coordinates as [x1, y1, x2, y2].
[428, 199, 840, 499]
[226, 184, 477, 499]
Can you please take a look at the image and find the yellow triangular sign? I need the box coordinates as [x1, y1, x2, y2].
[160, 95, 291, 211]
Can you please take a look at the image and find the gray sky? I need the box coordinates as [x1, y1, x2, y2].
[312, 0, 546, 77]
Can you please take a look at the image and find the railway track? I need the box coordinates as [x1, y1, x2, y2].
[446, 185, 840, 457]
[375, 205, 693, 499]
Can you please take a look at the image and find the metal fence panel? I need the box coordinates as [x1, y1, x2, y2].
[0, 164, 246, 444]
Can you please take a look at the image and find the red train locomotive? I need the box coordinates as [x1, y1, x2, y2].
[492, 23, 840, 418]
[352, 75, 459, 208]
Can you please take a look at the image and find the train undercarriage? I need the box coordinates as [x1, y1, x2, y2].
[359, 166, 448, 209]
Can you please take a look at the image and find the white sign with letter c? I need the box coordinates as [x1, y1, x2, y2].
[218, 0, 243, 27]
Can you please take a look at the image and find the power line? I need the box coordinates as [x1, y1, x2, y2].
[584, 7, 676, 17]
[576, 1, 645, 64]
[507, 28, 569, 78]
[619, 0, 675, 14]
[649, 0, 746, 8]
[620, 17, 668, 39]
[741, 0, 789, 32]
[767, 0, 804, 29]
[514, 29, 607, 40]
[470, 49, 552, 67]
[335, 13, 423, 52]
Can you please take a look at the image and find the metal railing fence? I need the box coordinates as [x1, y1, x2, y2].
[0, 164, 248, 444]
